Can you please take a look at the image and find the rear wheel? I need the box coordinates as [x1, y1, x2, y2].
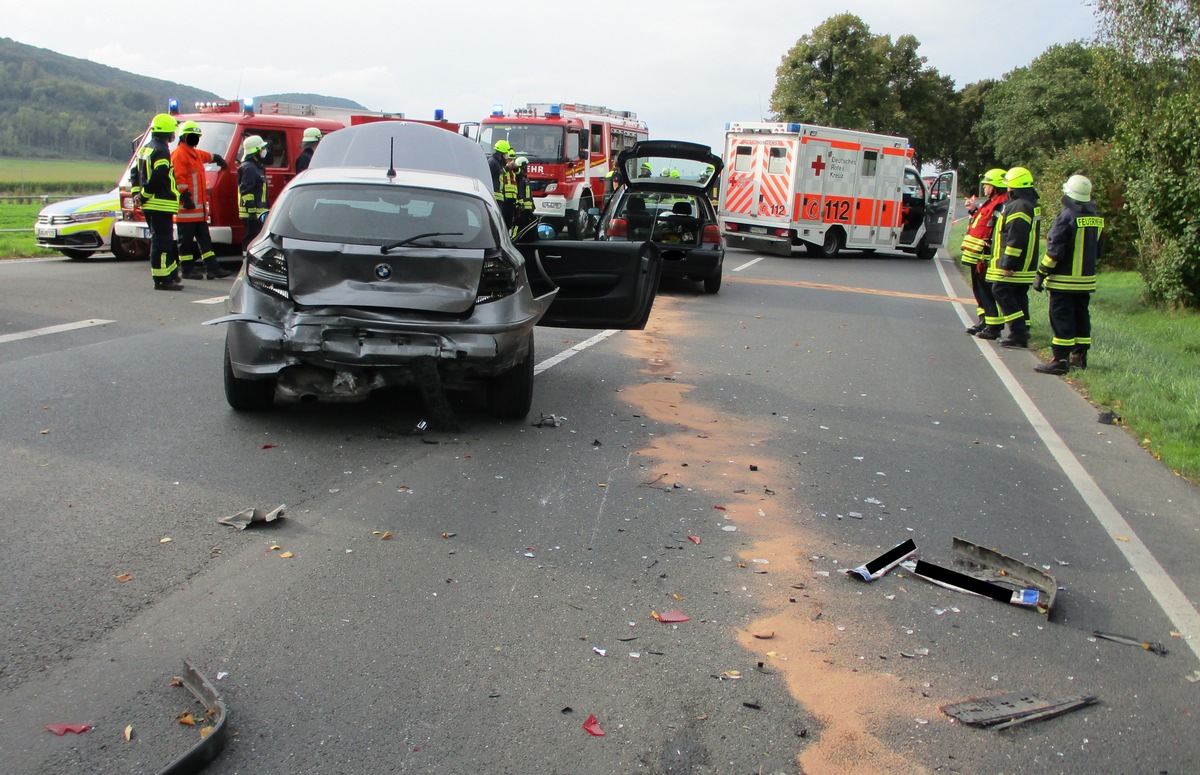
[487, 333, 534, 419]
[703, 257, 723, 294]
[224, 341, 275, 411]
[111, 235, 149, 262]
[805, 228, 843, 257]
[566, 194, 595, 239]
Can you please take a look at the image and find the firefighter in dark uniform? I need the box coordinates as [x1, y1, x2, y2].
[512, 155, 535, 240]
[1033, 174, 1104, 374]
[986, 166, 1041, 347]
[500, 150, 519, 230]
[488, 139, 512, 218]
[238, 135, 270, 255]
[135, 113, 184, 290]
[295, 127, 321, 173]
[961, 168, 1008, 337]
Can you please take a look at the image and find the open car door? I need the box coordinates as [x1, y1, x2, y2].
[923, 171, 958, 250]
[517, 240, 662, 330]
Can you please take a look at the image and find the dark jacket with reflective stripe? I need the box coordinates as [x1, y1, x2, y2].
[1039, 196, 1103, 292]
[987, 187, 1041, 284]
[137, 135, 179, 214]
[237, 158, 268, 218]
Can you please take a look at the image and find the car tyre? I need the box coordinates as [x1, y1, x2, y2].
[916, 236, 937, 260]
[111, 235, 149, 262]
[806, 228, 843, 258]
[487, 333, 534, 419]
[566, 195, 595, 240]
[703, 263, 723, 294]
[224, 341, 275, 411]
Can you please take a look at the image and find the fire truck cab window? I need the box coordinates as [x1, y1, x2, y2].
[238, 129, 288, 169]
[591, 124, 604, 155]
[862, 150, 878, 177]
[734, 146, 752, 172]
[767, 147, 787, 175]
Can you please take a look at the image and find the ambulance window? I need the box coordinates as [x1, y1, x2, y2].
[734, 146, 752, 172]
[862, 151, 878, 177]
[767, 147, 787, 175]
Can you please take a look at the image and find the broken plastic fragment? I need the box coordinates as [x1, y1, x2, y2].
[160, 537, 172, 543]
[582, 714, 605, 736]
[380, 532, 393, 540]
[654, 609, 691, 623]
[116, 573, 133, 583]
[218, 504, 286, 530]
[44, 724, 91, 736]
[688, 535, 701, 545]
[845, 539, 917, 582]
[592, 647, 607, 657]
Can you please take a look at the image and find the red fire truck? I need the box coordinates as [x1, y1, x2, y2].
[115, 99, 459, 256]
[478, 103, 647, 238]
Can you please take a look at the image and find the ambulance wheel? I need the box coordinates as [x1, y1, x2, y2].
[806, 228, 843, 258]
[916, 237, 937, 260]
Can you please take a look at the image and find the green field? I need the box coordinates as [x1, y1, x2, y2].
[0, 158, 125, 194]
[0, 201, 59, 258]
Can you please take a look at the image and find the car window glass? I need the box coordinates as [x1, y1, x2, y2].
[767, 147, 787, 175]
[273, 184, 497, 250]
[862, 150, 878, 177]
[734, 146, 752, 172]
[194, 121, 236, 158]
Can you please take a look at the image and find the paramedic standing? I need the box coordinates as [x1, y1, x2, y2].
[172, 120, 231, 279]
[987, 166, 1041, 348]
[137, 113, 184, 291]
[1033, 174, 1104, 374]
[961, 169, 1007, 338]
[238, 136, 270, 255]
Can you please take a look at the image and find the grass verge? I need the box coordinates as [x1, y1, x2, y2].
[0, 202, 58, 258]
[949, 213, 1200, 482]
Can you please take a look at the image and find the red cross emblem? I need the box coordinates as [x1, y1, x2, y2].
[811, 155, 826, 176]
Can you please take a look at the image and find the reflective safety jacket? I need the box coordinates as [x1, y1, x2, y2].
[237, 158, 268, 219]
[171, 143, 214, 223]
[515, 172, 533, 212]
[987, 187, 1041, 284]
[137, 136, 180, 214]
[488, 153, 507, 203]
[960, 191, 1007, 266]
[1039, 196, 1103, 292]
[502, 168, 518, 203]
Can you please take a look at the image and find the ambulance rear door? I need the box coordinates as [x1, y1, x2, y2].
[756, 138, 794, 223]
[721, 137, 763, 221]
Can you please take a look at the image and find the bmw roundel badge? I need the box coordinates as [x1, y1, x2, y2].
[374, 263, 393, 280]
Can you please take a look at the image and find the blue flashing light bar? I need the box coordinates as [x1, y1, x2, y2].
[434, 108, 445, 121]
[787, 123, 801, 132]
[547, 104, 561, 117]
[167, 98, 180, 115]
[491, 103, 504, 117]
[242, 97, 255, 114]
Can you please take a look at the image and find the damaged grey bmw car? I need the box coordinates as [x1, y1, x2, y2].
[205, 121, 661, 419]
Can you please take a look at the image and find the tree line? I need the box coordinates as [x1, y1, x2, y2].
[769, 4, 1200, 308]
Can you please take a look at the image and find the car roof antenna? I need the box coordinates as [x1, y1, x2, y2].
[387, 138, 396, 180]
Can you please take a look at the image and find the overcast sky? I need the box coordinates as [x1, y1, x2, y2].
[5, 0, 1097, 154]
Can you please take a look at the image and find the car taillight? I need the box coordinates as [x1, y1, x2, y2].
[725, 222, 739, 232]
[607, 218, 628, 238]
[702, 224, 720, 244]
[246, 245, 290, 300]
[477, 251, 517, 301]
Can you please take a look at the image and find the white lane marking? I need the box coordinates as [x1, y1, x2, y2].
[934, 256, 1200, 660]
[733, 256, 766, 272]
[193, 296, 229, 305]
[0, 319, 115, 344]
[534, 329, 619, 375]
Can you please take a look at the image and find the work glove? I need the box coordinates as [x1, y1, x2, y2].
[211, 154, 227, 170]
[975, 260, 987, 277]
[180, 191, 195, 210]
[1033, 273, 1046, 293]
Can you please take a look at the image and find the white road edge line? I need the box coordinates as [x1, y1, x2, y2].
[193, 296, 229, 305]
[934, 254, 1200, 660]
[0, 319, 115, 344]
[534, 329, 619, 375]
[733, 256, 766, 272]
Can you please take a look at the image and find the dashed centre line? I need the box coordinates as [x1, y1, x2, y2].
[0, 319, 114, 344]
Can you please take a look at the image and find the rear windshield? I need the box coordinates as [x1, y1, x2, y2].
[271, 183, 498, 250]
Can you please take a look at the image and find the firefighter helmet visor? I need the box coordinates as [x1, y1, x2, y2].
[514, 156, 528, 169]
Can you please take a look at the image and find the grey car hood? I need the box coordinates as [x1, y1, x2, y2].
[284, 237, 483, 314]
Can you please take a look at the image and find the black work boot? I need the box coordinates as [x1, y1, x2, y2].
[205, 256, 232, 279]
[1035, 359, 1069, 375]
[999, 336, 1029, 348]
[1069, 351, 1088, 369]
[182, 261, 206, 280]
[966, 320, 986, 335]
[154, 278, 184, 291]
[975, 326, 1002, 340]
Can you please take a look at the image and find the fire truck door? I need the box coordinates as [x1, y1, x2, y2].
[922, 171, 958, 250]
[722, 143, 761, 219]
[798, 140, 829, 224]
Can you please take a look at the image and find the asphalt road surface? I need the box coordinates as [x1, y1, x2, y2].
[1, 248, 1198, 775]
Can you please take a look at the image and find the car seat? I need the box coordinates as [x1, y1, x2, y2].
[625, 196, 653, 239]
[663, 199, 700, 243]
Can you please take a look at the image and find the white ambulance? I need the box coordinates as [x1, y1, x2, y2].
[718, 122, 956, 258]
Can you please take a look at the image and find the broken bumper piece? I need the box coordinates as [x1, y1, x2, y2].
[158, 660, 228, 775]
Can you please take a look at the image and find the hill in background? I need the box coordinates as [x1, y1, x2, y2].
[0, 38, 363, 163]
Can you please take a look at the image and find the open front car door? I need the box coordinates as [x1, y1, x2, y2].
[518, 240, 662, 330]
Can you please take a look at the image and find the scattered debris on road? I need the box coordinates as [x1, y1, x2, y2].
[582, 714, 605, 736]
[902, 537, 1056, 615]
[844, 539, 917, 582]
[531, 413, 565, 428]
[159, 660, 228, 774]
[652, 609, 690, 623]
[1092, 631, 1169, 656]
[217, 504, 285, 530]
[44, 723, 91, 736]
[942, 692, 1097, 731]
